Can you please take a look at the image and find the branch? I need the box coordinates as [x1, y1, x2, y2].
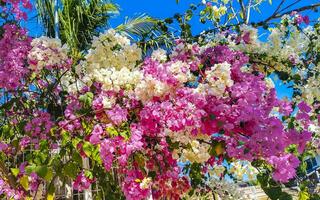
[246, 0, 253, 24]
[254, 2, 320, 26]
[271, 0, 286, 19]
[277, 0, 301, 13]
[239, 0, 247, 22]
[0, 160, 17, 189]
[279, 2, 320, 16]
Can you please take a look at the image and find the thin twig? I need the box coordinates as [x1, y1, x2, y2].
[239, 0, 247, 22]
[246, 0, 253, 24]
[254, 2, 320, 26]
[278, 0, 302, 13]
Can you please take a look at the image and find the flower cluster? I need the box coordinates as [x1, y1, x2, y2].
[1, 14, 318, 199]
[0, 178, 24, 200]
[267, 154, 300, 182]
[73, 171, 96, 192]
[78, 29, 142, 92]
[56, 30, 314, 199]
[28, 37, 71, 71]
[24, 111, 55, 149]
[0, 0, 32, 20]
[0, 24, 31, 89]
[228, 161, 258, 181]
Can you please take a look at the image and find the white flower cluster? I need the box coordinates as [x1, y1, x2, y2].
[167, 130, 211, 163]
[135, 61, 192, 103]
[151, 48, 167, 62]
[168, 60, 192, 83]
[207, 22, 311, 74]
[87, 67, 143, 92]
[208, 164, 226, 177]
[28, 36, 69, 71]
[229, 160, 258, 181]
[267, 26, 308, 67]
[134, 75, 172, 103]
[240, 22, 310, 72]
[182, 140, 211, 163]
[300, 74, 320, 105]
[139, 177, 152, 190]
[60, 71, 87, 93]
[86, 29, 142, 70]
[264, 77, 275, 89]
[200, 62, 233, 97]
[76, 29, 143, 92]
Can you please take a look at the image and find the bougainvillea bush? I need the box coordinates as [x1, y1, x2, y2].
[0, 0, 320, 199]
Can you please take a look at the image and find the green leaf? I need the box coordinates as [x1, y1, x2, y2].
[277, 71, 289, 81]
[79, 92, 94, 107]
[10, 168, 20, 177]
[279, 193, 293, 200]
[298, 191, 310, 200]
[84, 170, 93, 179]
[63, 162, 79, 179]
[185, 9, 193, 21]
[269, 0, 272, 5]
[72, 151, 83, 164]
[20, 175, 29, 190]
[83, 141, 94, 157]
[25, 165, 36, 174]
[46, 184, 55, 200]
[257, 173, 293, 200]
[44, 168, 54, 182]
[107, 126, 119, 137]
[35, 166, 47, 178]
[115, 14, 159, 39]
[35, 166, 53, 181]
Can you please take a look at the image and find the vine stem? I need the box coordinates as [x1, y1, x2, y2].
[0, 159, 17, 189]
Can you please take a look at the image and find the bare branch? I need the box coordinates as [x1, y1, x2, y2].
[239, 0, 247, 22]
[254, 2, 320, 26]
[278, 0, 302, 13]
[278, 2, 320, 17]
[246, 0, 253, 24]
[273, 0, 286, 16]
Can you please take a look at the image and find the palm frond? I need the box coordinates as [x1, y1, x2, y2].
[115, 14, 175, 52]
[36, 0, 119, 57]
[36, 0, 55, 37]
[115, 14, 159, 39]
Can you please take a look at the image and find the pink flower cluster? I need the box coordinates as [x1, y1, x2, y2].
[24, 111, 55, 149]
[291, 11, 310, 25]
[59, 95, 83, 132]
[267, 154, 300, 182]
[73, 171, 96, 192]
[121, 170, 151, 200]
[99, 124, 144, 171]
[0, 24, 31, 89]
[0, 179, 24, 199]
[58, 43, 312, 199]
[0, 2, 316, 199]
[1, 0, 32, 20]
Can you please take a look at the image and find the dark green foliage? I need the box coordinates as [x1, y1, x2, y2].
[257, 173, 293, 200]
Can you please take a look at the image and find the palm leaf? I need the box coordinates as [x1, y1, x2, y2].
[115, 14, 159, 39]
[36, 0, 119, 56]
[115, 14, 175, 52]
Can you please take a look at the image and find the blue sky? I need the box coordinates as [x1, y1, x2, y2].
[22, 0, 320, 99]
[107, 0, 319, 100]
[25, 0, 320, 36]
[109, 0, 319, 34]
